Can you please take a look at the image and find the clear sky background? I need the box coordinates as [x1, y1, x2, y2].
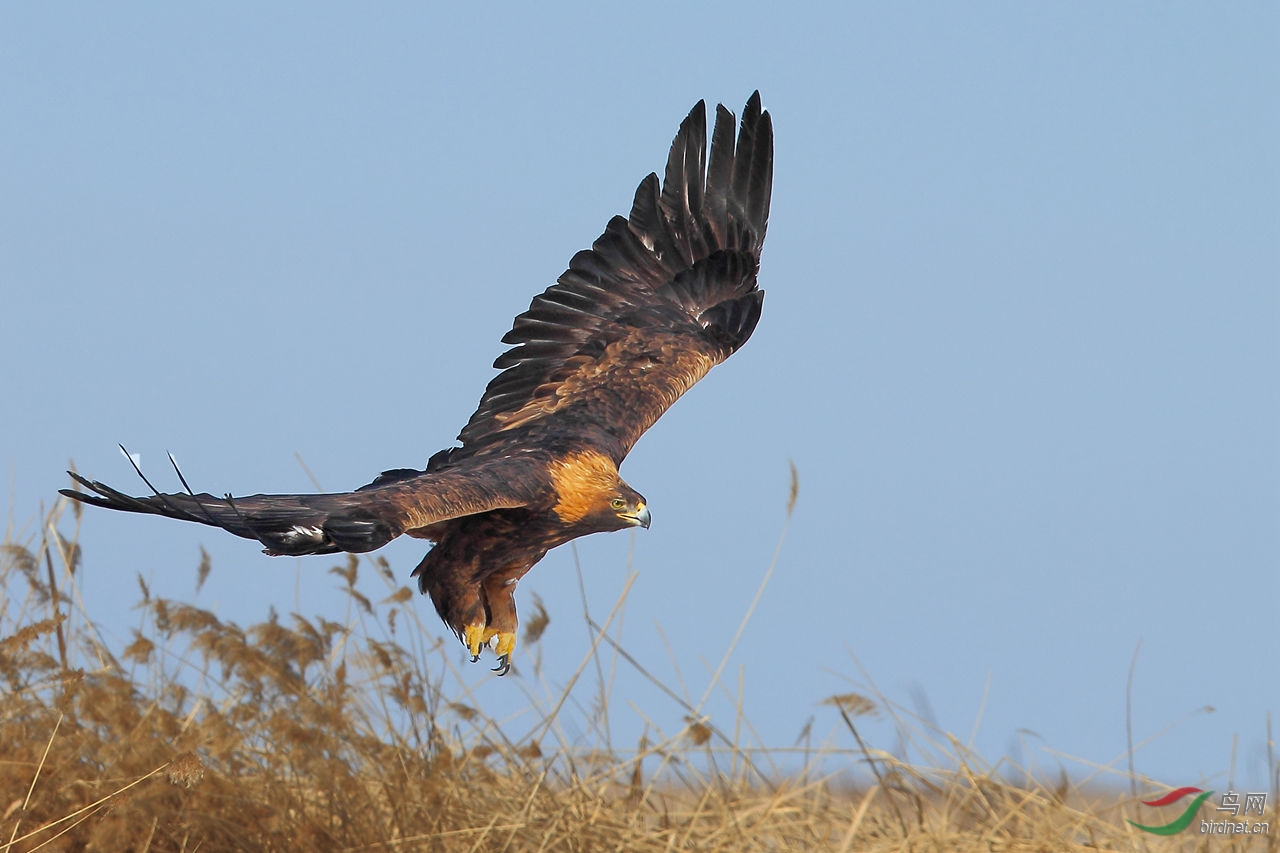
[3, 4, 1276, 789]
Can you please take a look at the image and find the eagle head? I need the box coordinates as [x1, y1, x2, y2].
[608, 483, 651, 531]
[549, 450, 651, 533]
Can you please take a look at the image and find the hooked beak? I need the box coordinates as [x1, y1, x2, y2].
[622, 502, 651, 529]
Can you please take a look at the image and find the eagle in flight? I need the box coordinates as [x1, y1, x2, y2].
[62, 93, 773, 676]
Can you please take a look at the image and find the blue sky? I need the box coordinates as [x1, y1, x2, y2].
[4, 4, 1276, 789]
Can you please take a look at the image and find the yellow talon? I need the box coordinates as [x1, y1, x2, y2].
[463, 623, 496, 659]
[491, 632, 517, 676]
[462, 626, 516, 674]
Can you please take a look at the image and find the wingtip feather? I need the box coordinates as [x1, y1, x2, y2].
[455, 92, 773, 453]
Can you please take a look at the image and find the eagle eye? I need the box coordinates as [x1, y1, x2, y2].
[610, 497, 626, 510]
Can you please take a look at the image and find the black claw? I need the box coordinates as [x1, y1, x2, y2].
[470, 654, 480, 664]
[491, 654, 511, 676]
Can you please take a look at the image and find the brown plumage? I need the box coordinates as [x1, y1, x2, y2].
[61, 93, 773, 675]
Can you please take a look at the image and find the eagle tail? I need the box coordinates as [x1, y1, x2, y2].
[61, 463, 398, 557]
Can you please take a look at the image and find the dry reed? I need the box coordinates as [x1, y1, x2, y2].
[0, 495, 1272, 852]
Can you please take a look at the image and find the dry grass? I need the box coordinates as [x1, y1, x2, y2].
[1, 496, 1274, 852]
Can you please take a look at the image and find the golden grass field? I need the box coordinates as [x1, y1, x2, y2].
[2, 490, 1274, 852]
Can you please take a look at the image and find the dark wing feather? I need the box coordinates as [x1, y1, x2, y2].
[60, 454, 547, 556]
[454, 93, 773, 465]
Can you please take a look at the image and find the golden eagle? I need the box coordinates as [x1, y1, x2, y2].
[62, 93, 773, 676]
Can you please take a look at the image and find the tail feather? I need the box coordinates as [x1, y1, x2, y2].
[60, 472, 395, 556]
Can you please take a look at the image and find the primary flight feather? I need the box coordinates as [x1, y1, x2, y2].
[62, 93, 773, 675]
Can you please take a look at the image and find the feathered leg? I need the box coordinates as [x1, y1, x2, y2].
[480, 570, 521, 676]
[410, 512, 547, 675]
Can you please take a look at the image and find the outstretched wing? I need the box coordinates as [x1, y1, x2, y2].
[60, 454, 547, 556]
[450, 92, 773, 466]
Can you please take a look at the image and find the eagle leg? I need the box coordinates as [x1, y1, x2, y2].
[479, 572, 520, 676]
